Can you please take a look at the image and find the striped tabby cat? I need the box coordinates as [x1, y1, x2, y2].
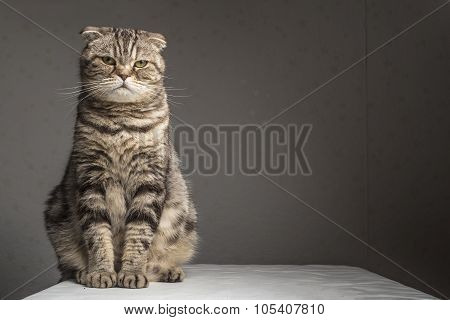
[44, 27, 197, 289]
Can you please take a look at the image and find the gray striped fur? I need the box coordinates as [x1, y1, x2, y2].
[44, 27, 197, 289]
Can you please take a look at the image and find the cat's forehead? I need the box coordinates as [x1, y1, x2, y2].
[82, 27, 166, 60]
[114, 28, 136, 40]
[112, 28, 140, 51]
[92, 31, 150, 57]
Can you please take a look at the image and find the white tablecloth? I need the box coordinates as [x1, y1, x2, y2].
[26, 264, 434, 300]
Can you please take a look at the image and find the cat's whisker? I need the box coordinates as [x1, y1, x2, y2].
[164, 88, 187, 91]
[59, 81, 110, 90]
[57, 81, 118, 100]
[58, 88, 108, 102]
[58, 78, 115, 89]
[58, 86, 106, 96]
[57, 86, 84, 91]
[131, 81, 149, 88]
[166, 94, 191, 98]
[166, 98, 183, 106]
[63, 87, 105, 116]
[58, 86, 108, 96]
[57, 81, 117, 92]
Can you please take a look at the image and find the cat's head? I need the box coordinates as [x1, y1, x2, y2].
[79, 26, 166, 104]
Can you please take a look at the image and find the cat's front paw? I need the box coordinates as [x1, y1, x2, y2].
[85, 271, 117, 288]
[117, 271, 149, 289]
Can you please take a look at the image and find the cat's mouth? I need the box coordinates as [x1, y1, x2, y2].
[100, 80, 149, 103]
[113, 83, 132, 92]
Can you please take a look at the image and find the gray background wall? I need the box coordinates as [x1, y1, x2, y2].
[0, 0, 448, 299]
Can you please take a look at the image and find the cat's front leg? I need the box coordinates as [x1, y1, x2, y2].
[78, 184, 117, 288]
[119, 181, 165, 288]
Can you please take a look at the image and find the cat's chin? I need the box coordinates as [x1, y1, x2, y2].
[100, 88, 146, 104]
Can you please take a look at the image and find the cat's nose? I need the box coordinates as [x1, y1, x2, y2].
[118, 74, 128, 81]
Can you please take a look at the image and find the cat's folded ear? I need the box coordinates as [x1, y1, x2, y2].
[140, 31, 167, 52]
[80, 26, 112, 42]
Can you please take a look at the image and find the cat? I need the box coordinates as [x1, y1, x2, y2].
[44, 26, 198, 289]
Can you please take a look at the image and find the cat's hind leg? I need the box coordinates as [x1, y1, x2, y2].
[145, 226, 197, 283]
[45, 185, 88, 285]
[157, 265, 185, 283]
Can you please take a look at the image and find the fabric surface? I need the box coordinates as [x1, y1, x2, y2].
[26, 264, 434, 300]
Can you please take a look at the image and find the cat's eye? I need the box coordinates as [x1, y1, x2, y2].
[101, 56, 116, 65]
[134, 60, 148, 68]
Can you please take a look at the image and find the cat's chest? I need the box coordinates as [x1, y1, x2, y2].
[108, 132, 139, 165]
[104, 131, 162, 178]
